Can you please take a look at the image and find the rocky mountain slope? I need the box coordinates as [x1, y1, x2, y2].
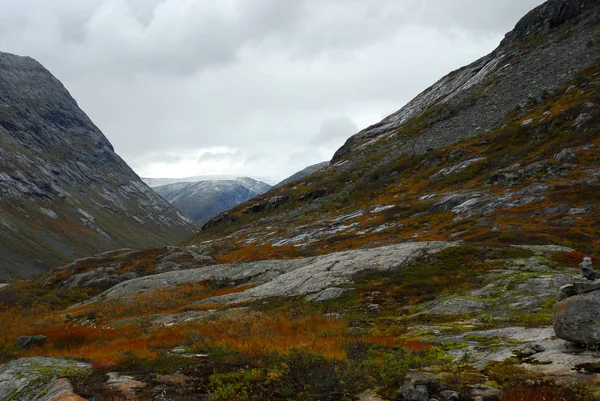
[0, 52, 194, 278]
[193, 0, 600, 265]
[154, 177, 271, 224]
[274, 161, 330, 187]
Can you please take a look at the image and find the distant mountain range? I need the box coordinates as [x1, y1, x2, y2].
[143, 175, 242, 188]
[152, 177, 271, 224]
[145, 163, 331, 224]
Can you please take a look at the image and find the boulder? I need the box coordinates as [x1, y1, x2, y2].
[398, 384, 429, 401]
[553, 289, 600, 347]
[518, 343, 546, 356]
[0, 357, 90, 400]
[15, 335, 47, 349]
[467, 384, 503, 401]
[439, 390, 460, 401]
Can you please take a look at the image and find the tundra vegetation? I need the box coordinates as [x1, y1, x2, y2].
[1, 1, 600, 399]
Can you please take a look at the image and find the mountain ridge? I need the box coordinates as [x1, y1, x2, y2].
[154, 177, 271, 224]
[0, 51, 194, 278]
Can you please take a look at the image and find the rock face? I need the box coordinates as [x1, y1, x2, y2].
[0, 357, 89, 401]
[0, 52, 194, 278]
[332, 0, 600, 161]
[553, 289, 600, 347]
[275, 161, 330, 187]
[500, 0, 600, 46]
[81, 241, 454, 305]
[42, 245, 216, 296]
[154, 177, 271, 224]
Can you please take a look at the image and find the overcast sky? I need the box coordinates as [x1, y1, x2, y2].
[0, 0, 544, 184]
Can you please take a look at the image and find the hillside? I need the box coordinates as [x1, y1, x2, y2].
[154, 177, 271, 224]
[2, 0, 600, 399]
[0, 52, 194, 278]
[192, 0, 600, 264]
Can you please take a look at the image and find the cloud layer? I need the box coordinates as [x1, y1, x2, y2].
[0, 0, 544, 183]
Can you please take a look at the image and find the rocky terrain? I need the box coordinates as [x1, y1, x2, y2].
[153, 177, 271, 224]
[0, 52, 194, 278]
[1, 0, 600, 399]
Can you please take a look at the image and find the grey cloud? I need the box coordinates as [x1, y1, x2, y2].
[0, 0, 548, 182]
[312, 116, 359, 146]
[197, 150, 240, 163]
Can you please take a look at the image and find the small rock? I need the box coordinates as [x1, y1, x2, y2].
[398, 384, 429, 401]
[267, 196, 288, 209]
[521, 118, 534, 126]
[106, 372, 146, 398]
[405, 370, 438, 387]
[306, 287, 348, 301]
[565, 85, 577, 94]
[439, 390, 460, 401]
[468, 384, 503, 401]
[519, 343, 546, 356]
[15, 335, 47, 349]
[358, 390, 385, 401]
[574, 113, 592, 130]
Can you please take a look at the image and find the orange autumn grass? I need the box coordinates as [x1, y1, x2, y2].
[19, 324, 188, 364]
[5, 310, 430, 365]
[189, 312, 431, 359]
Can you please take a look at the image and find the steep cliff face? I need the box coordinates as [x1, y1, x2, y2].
[154, 178, 271, 224]
[0, 52, 194, 278]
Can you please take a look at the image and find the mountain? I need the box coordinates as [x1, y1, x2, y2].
[143, 175, 240, 188]
[154, 177, 271, 224]
[275, 161, 330, 188]
[194, 0, 600, 262]
[0, 52, 194, 278]
[3, 1, 600, 399]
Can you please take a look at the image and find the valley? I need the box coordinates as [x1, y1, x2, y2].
[1, 0, 600, 399]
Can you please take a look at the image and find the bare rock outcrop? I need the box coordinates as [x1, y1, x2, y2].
[81, 242, 454, 306]
[0, 357, 89, 401]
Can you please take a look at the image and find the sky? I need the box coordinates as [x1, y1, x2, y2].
[0, 0, 545, 184]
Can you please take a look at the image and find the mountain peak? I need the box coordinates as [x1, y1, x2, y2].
[501, 0, 600, 47]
